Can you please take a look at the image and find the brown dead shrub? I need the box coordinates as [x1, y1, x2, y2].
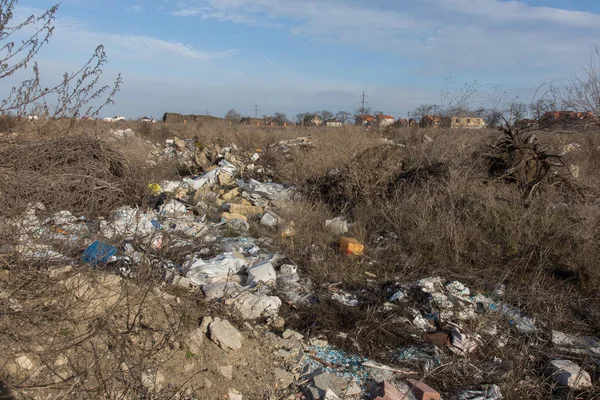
[0, 134, 146, 218]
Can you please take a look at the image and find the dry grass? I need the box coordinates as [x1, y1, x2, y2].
[1, 119, 599, 399]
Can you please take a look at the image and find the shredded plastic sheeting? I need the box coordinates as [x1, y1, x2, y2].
[236, 179, 296, 201]
[395, 346, 442, 372]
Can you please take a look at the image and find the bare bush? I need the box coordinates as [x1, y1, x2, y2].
[0, 135, 145, 218]
[0, 1, 121, 124]
[560, 45, 600, 125]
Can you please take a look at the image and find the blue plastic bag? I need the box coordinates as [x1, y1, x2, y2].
[82, 240, 117, 266]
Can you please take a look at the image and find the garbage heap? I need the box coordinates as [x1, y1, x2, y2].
[155, 135, 275, 180]
[4, 136, 598, 400]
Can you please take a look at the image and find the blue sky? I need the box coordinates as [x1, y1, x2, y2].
[6, 0, 600, 119]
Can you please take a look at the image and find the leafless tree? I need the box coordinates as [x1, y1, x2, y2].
[271, 112, 287, 125]
[335, 111, 349, 124]
[353, 107, 371, 118]
[320, 110, 334, 121]
[0, 0, 121, 119]
[529, 98, 556, 121]
[439, 77, 481, 116]
[507, 101, 529, 124]
[412, 104, 437, 121]
[224, 108, 241, 122]
[559, 45, 600, 124]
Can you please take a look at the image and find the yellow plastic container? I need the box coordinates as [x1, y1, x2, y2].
[340, 237, 364, 256]
[148, 183, 162, 194]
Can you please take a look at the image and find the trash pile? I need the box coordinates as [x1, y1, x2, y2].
[110, 128, 135, 139]
[268, 136, 313, 160]
[4, 137, 315, 320]
[155, 136, 275, 180]
[3, 135, 598, 399]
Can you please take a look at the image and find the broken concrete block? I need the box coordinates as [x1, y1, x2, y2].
[222, 212, 248, 222]
[187, 327, 206, 354]
[260, 211, 279, 228]
[407, 379, 440, 400]
[218, 172, 233, 186]
[193, 186, 212, 203]
[222, 188, 241, 201]
[172, 275, 191, 288]
[209, 318, 243, 350]
[548, 359, 593, 389]
[324, 389, 340, 400]
[228, 203, 263, 216]
[312, 372, 347, 398]
[228, 388, 242, 400]
[54, 354, 68, 367]
[372, 381, 411, 400]
[274, 368, 294, 388]
[219, 365, 233, 380]
[282, 329, 304, 341]
[15, 355, 34, 371]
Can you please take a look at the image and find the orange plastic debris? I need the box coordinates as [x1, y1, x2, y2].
[340, 237, 364, 256]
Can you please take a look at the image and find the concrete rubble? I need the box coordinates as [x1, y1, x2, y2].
[209, 318, 243, 350]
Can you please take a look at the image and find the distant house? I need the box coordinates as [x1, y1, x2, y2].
[355, 115, 375, 127]
[396, 118, 417, 128]
[302, 115, 323, 126]
[375, 114, 395, 128]
[325, 120, 343, 127]
[539, 111, 595, 129]
[450, 116, 486, 129]
[141, 116, 156, 123]
[103, 116, 126, 122]
[240, 117, 265, 125]
[310, 115, 323, 126]
[419, 115, 442, 128]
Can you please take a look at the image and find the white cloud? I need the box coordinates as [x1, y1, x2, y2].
[170, 0, 600, 77]
[129, 5, 143, 12]
[437, 0, 599, 27]
[13, 6, 237, 62]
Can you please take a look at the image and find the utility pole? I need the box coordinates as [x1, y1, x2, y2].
[407, 111, 410, 129]
[361, 91, 366, 117]
[254, 103, 259, 118]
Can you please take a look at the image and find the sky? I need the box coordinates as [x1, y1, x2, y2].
[4, 0, 600, 119]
